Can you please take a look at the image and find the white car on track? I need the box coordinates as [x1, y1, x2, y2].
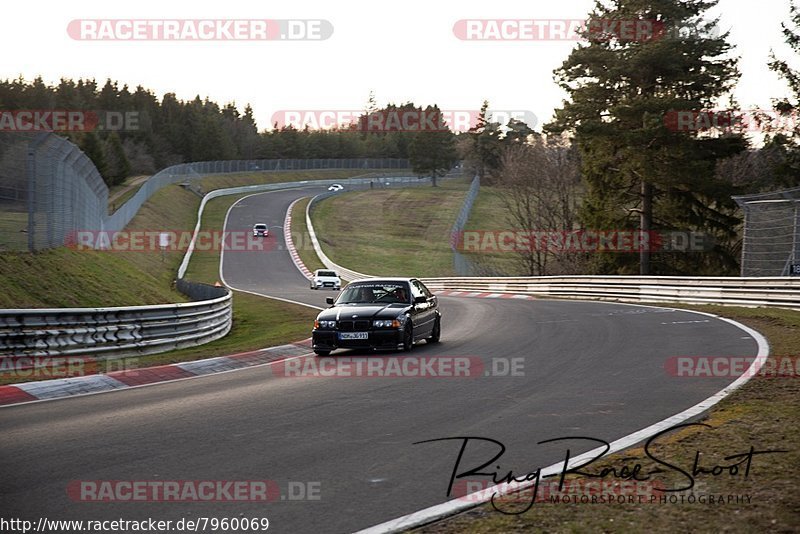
[252, 223, 269, 237]
[310, 269, 341, 290]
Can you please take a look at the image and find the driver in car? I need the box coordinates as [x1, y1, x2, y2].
[357, 287, 375, 303]
[392, 287, 409, 303]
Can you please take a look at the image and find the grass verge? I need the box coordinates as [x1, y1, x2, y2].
[309, 179, 471, 277]
[461, 185, 527, 276]
[0, 183, 198, 308]
[0, 211, 28, 251]
[108, 175, 149, 213]
[1, 172, 365, 382]
[145, 191, 318, 367]
[417, 304, 800, 533]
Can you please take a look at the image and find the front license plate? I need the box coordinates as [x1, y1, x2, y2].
[339, 332, 368, 340]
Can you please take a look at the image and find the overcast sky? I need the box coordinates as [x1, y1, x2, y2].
[5, 0, 796, 132]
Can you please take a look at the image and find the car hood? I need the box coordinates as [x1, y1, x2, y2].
[316, 303, 410, 321]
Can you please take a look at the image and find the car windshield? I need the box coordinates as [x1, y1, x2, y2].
[318, 271, 337, 277]
[337, 283, 409, 304]
[254, 224, 267, 229]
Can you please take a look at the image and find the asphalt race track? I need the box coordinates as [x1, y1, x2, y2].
[0, 186, 761, 533]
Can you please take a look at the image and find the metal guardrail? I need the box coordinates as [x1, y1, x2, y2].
[302, 207, 800, 306]
[0, 281, 231, 361]
[420, 276, 800, 308]
[299, 177, 800, 308]
[0, 173, 424, 360]
[1, 172, 421, 363]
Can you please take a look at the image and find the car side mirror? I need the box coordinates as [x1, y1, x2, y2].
[414, 296, 427, 304]
[326, 297, 335, 305]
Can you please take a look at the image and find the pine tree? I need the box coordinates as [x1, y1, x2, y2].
[546, 0, 746, 274]
[105, 131, 131, 185]
[767, 1, 800, 186]
[408, 106, 458, 186]
[80, 131, 109, 182]
[464, 100, 503, 181]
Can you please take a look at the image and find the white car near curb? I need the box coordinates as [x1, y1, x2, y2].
[252, 223, 269, 237]
[310, 269, 341, 290]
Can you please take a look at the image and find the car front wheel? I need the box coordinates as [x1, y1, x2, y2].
[314, 350, 330, 357]
[427, 317, 441, 343]
[402, 325, 414, 352]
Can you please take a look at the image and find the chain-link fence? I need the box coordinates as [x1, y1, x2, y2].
[0, 132, 411, 252]
[734, 187, 800, 276]
[0, 132, 109, 251]
[0, 133, 34, 250]
[450, 174, 480, 276]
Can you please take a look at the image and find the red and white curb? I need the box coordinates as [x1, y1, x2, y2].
[435, 290, 534, 300]
[284, 197, 314, 280]
[0, 340, 313, 407]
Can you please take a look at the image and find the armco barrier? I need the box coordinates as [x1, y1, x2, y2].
[1, 172, 425, 364]
[303, 207, 800, 307]
[0, 281, 231, 361]
[295, 185, 800, 309]
[420, 276, 800, 308]
[1, 163, 428, 364]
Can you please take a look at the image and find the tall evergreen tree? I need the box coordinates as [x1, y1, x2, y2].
[104, 131, 131, 185]
[80, 131, 108, 180]
[767, 1, 800, 186]
[546, 0, 746, 275]
[464, 100, 503, 181]
[408, 106, 458, 186]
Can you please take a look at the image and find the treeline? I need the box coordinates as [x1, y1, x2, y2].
[0, 77, 260, 184]
[0, 78, 458, 186]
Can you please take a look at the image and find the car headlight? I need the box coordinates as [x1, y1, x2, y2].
[374, 319, 402, 328]
[315, 320, 336, 329]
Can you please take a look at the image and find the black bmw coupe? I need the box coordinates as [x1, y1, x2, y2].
[311, 277, 441, 356]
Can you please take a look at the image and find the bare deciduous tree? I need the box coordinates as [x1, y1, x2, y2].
[496, 137, 584, 275]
